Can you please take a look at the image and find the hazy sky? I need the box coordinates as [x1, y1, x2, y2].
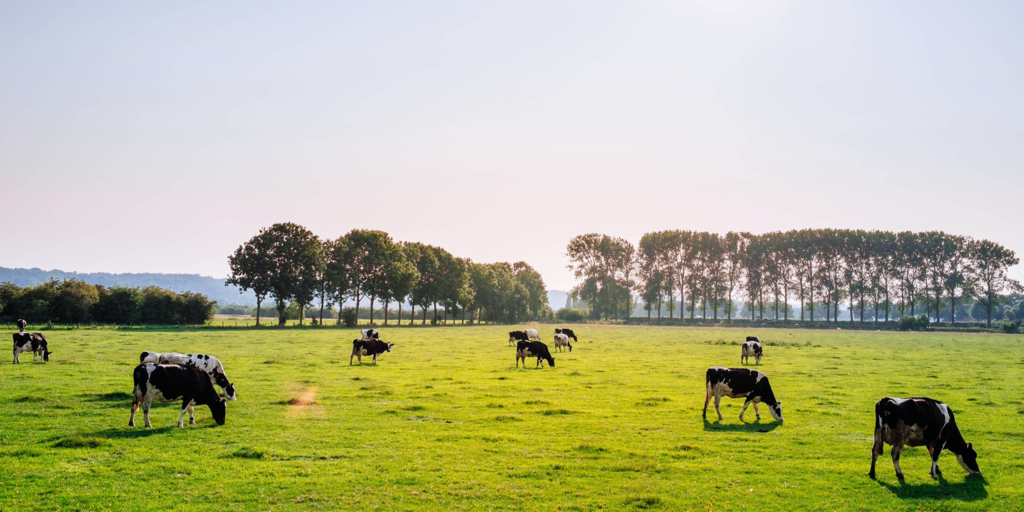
[3, 1, 1023, 291]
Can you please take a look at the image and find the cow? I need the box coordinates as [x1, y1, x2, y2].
[741, 339, 763, 365]
[360, 328, 380, 339]
[16, 319, 26, 332]
[12, 332, 50, 364]
[870, 397, 981, 481]
[524, 328, 541, 341]
[508, 331, 529, 346]
[139, 352, 236, 400]
[351, 338, 393, 365]
[554, 328, 578, 342]
[129, 364, 226, 428]
[703, 367, 783, 422]
[516, 340, 555, 368]
[553, 333, 572, 352]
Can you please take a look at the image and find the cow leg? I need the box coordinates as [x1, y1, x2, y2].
[928, 444, 942, 479]
[756, 355, 762, 365]
[714, 395, 724, 421]
[753, 402, 762, 420]
[188, 401, 196, 425]
[702, 388, 711, 420]
[143, 402, 153, 428]
[129, 396, 139, 426]
[373, 354, 378, 365]
[13, 349, 18, 364]
[892, 444, 905, 480]
[177, 400, 190, 428]
[870, 428, 883, 479]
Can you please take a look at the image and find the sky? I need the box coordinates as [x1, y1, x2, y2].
[2, 1, 1023, 291]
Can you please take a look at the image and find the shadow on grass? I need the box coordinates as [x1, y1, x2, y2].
[702, 418, 781, 433]
[877, 474, 987, 501]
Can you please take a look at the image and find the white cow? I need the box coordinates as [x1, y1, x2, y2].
[553, 333, 572, 352]
[139, 352, 236, 400]
[360, 328, 380, 339]
[524, 328, 541, 341]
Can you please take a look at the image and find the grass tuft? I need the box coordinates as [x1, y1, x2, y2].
[625, 495, 661, 508]
[494, 415, 522, 422]
[574, 443, 607, 453]
[540, 409, 574, 415]
[13, 396, 45, 403]
[54, 436, 105, 448]
[231, 447, 265, 459]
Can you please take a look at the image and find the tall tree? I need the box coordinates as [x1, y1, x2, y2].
[226, 232, 274, 326]
[969, 239, 1021, 327]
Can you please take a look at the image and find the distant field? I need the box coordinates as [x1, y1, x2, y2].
[1, 326, 1021, 510]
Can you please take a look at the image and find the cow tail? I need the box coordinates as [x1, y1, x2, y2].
[132, 366, 148, 398]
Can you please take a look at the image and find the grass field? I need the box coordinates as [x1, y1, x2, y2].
[1, 325, 1021, 511]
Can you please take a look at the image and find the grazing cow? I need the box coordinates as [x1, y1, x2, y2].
[361, 328, 380, 339]
[16, 319, 27, 332]
[12, 332, 50, 364]
[703, 367, 783, 422]
[516, 340, 555, 368]
[741, 340, 763, 365]
[553, 333, 572, 352]
[139, 352, 236, 400]
[129, 364, 226, 428]
[508, 331, 529, 346]
[524, 328, 541, 341]
[870, 397, 981, 481]
[350, 338, 393, 365]
[554, 328, 578, 342]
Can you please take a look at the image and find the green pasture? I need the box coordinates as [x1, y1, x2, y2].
[1, 326, 1021, 510]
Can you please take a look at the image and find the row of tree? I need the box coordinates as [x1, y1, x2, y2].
[0, 279, 217, 325]
[226, 223, 550, 325]
[566, 229, 1021, 327]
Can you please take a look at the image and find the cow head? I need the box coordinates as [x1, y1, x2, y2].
[956, 443, 981, 475]
[209, 398, 227, 425]
[769, 402, 783, 422]
[386, 342, 394, 352]
[16, 319, 26, 332]
[508, 332, 516, 342]
[214, 372, 237, 400]
[43, 349, 50, 362]
[546, 356, 555, 367]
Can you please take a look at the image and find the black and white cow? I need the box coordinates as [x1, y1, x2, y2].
[703, 367, 783, 422]
[139, 352, 236, 400]
[13, 332, 50, 364]
[360, 328, 380, 339]
[16, 319, 27, 332]
[870, 397, 981, 481]
[554, 328, 578, 342]
[350, 338, 393, 365]
[129, 364, 226, 428]
[516, 340, 555, 368]
[553, 333, 572, 352]
[508, 331, 529, 346]
[741, 338, 763, 365]
[524, 328, 541, 341]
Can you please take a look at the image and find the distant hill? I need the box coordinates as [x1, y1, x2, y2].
[0, 267, 256, 306]
[2, 267, 567, 311]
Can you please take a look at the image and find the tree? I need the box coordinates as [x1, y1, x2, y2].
[969, 239, 1021, 327]
[405, 242, 439, 325]
[326, 237, 351, 325]
[227, 227, 279, 326]
[382, 245, 418, 326]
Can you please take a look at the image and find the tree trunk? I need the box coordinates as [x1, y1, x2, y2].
[422, 305, 427, 325]
[410, 304, 415, 326]
[433, 302, 438, 325]
[987, 294, 992, 328]
[256, 297, 262, 327]
[319, 293, 325, 326]
[384, 300, 389, 325]
[399, 301, 403, 325]
[277, 298, 287, 326]
[370, 297, 375, 326]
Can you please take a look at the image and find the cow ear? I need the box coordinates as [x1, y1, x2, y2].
[967, 442, 973, 449]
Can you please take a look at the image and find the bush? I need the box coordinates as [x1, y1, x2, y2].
[341, 307, 358, 328]
[556, 308, 585, 322]
[1001, 321, 1020, 334]
[898, 315, 917, 331]
[917, 313, 930, 330]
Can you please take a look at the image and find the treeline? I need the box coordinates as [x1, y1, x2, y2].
[567, 229, 1021, 327]
[227, 223, 550, 326]
[0, 279, 217, 325]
